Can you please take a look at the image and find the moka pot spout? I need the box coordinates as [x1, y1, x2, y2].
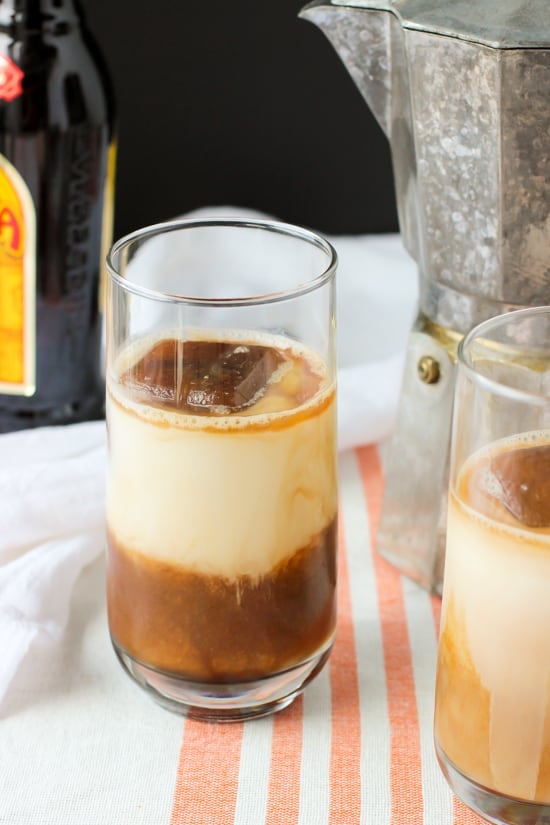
[299, 0, 419, 265]
[299, 1, 394, 137]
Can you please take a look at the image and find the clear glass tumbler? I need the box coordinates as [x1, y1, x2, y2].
[434, 306, 550, 823]
[105, 218, 338, 721]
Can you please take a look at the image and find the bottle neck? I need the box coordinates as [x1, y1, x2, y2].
[0, 0, 82, 35]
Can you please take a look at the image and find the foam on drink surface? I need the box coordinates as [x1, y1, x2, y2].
[435, 433, 550, 802]
[109, 330, 331, 429]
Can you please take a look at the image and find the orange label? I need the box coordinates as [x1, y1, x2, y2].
[0, 55, 23, 103]
[0, 156, 36, 395]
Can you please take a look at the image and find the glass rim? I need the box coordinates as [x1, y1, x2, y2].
[458, 305, 550, 405]
[106, 216, 338, 307]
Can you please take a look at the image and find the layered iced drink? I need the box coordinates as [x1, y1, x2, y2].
[435, 433, 550, 803]
[106, 331, 337, 686]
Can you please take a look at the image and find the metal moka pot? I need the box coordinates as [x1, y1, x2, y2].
[300, 0, 550, 592]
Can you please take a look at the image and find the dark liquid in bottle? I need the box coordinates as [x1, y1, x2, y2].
[0, 1, 115, 431]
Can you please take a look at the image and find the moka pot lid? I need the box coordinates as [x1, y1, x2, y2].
[329, 0, 550, 49]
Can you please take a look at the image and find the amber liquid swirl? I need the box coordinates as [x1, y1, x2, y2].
[107, 335, 337, 683]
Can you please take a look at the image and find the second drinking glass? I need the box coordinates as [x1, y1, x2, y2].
[435, 306, 550, 823]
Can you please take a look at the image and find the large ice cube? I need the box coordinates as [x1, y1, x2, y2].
[491, 445, 550, 528]
[122, 338, 285, 414]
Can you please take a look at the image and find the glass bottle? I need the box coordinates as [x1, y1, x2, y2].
[0, 0, 115, 431]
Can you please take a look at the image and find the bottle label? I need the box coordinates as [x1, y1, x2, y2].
[99, 139, 117, 314]
[0, 155, 36, 395]
[0, 56, 24, 102]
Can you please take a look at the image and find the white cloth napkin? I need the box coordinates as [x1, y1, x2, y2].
[0, 421, 106, 712]
[0, 206, 418, 712]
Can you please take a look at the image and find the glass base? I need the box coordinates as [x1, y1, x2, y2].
[112, 639, 333, 722]
[436, 741, 550, 825]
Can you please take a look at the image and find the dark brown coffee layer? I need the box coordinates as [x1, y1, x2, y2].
[107, 520, 337, 683]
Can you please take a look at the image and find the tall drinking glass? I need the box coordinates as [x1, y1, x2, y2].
[434, 306, 550, 823]
[105, 218, 338, 721]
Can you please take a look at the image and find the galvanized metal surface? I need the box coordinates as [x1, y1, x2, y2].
[301, 2, 550, 332]
[376, 327, 454, 593]
[301, 0, 550, 590]
[322, 0, 550, 48]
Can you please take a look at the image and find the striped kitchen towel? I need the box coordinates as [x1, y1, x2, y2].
[0, 445, 482, 824]
[168, 446, 482, 825]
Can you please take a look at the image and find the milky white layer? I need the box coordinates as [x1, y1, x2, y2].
[106, 337, 337, 580]
[441, 446, 550, 801]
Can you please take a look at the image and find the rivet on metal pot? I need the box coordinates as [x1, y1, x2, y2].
[418, 355, 440, 384]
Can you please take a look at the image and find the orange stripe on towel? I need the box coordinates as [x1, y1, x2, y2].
[357, 444, 424, 825]
[328, 512, 362, 822]
[265, 695, 303, 825]
[170, 720, 244, 825]
[265, 490, 364, 823]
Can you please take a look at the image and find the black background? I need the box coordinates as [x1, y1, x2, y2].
[80, 0, 398, 241]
